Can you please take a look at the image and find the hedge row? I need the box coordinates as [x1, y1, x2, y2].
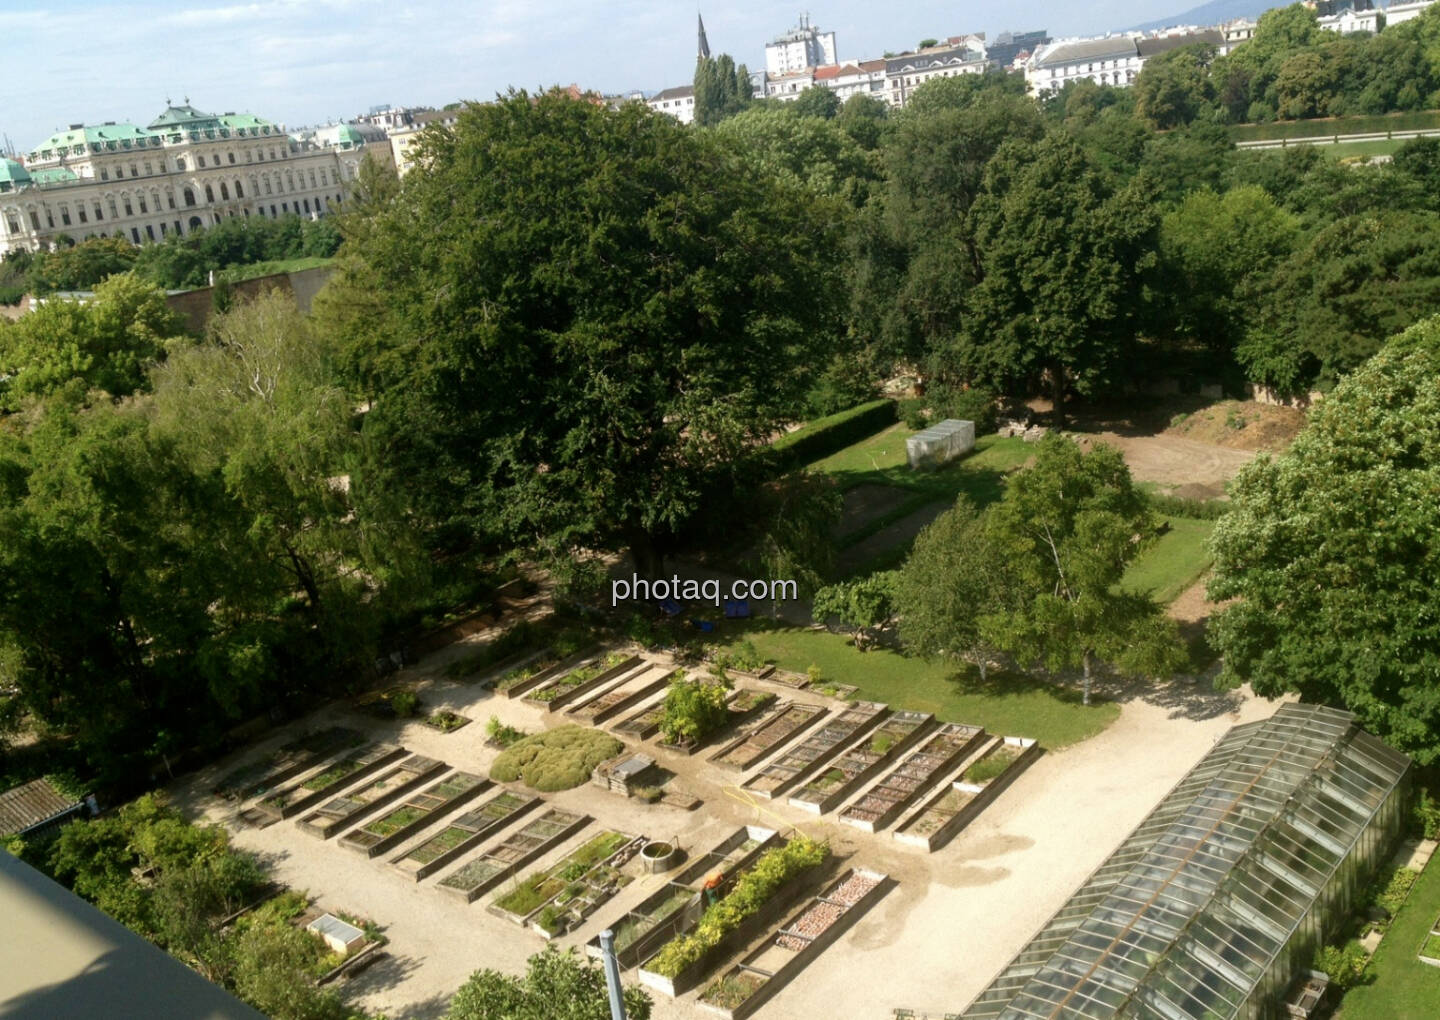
[768, 399, 897, 471]
[1147, 493, 1231, 521]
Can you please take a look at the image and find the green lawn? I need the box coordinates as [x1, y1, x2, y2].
[1229, 110, 1440, 143]
[1121, 517, 1215, 605]
[1321, 139, 1405, 161]
[1339, 853, 1440, 1019]
[717, 621, 1119, 749]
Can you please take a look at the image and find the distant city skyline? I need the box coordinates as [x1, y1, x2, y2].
[5, 0, 1241, 149]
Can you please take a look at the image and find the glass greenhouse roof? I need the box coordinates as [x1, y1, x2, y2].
[960, 703, 1410, 1020]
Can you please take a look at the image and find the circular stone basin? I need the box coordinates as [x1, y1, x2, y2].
[641, 841, 677, 873]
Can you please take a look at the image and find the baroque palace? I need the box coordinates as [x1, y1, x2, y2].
[0, 101, 389, 254]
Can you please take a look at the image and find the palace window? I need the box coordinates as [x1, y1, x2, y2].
[30, 211, 40, 230]
[77, 208, 87, 223]
[219, 182, 229, 200]
[124, 199, 133, 216]
[198, 155, 206, 168]
[101, 168, 109, 181]
[144, 162, 152, 175]
[228, 152, 235, 164]
[93, 204, 103, 221]
[167, 192, 175, 209]
[5, 215, 17, 235]
[138, 196, 148, 213]
[145, 225, 155, 240]
[234, 180, 243, 197]
[263, 178, 271, 195]
[204, 184, 214, 203]
[130, 164, 138, 177]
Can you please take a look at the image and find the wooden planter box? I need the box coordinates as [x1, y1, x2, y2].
[257, 744, 408, 821]
[339, 773, 489, 858]
[787, 712, 935, 816]
[390, 790, 540, 882]
[527, 655, 643, 711]
[740, 703, 889, 801]
[893, 737, 1042, 851]
[696, 869, 892, 1020]
[838, 723, 986, 833]
[637, 851, 834, 998]
[488, 832, 641, 928]
[438, 809, 590, 903]
[296, 755, 447, 839]
[708, 702, 829, 772]
[498, 648, 595, 700]
[571, 668, 677, 725]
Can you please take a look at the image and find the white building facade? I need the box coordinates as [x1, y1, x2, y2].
[646, 85, 697, 124]
[0, 103, 385, 254]
[765, 16, 837, 75]
[884, 39, 990, 107]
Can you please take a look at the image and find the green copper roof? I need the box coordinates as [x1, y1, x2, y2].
[0, 158, 31, 185]
[30, 123, 160, 158]
[218, 113, 276, 132]
[147, 103, 220, 131]
[28, 167, 78, 184]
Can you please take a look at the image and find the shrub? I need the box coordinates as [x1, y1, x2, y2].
[1374, 866, 1419, 917]
[1313, 942, 1370, 991]
[660, 675, 731, 745]
[899, 398, 929, 430]
[1147, 492, 1230, 520]
[728, 639, 767, 673]
[485, 715, 526, 747]
[1412, 787, 1440, 839]
[389, 689, 419, 718]
[933, 385, 998, 434]
[489, 726, 624, 792]
[444, 620, 541, 678]
[767, 399, 897, 471]
[647, 837, 829, 977]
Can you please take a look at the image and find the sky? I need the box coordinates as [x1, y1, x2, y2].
[2, 0, 1202, 150]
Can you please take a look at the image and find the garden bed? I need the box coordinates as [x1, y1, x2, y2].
[838, 722, 986, 833]
[213, 727, 366, 801]
[420, 710, 471, 733]
[524, 652, 641, 709]
[612, 695, 670, 740]
[391, 790, 540, 881]
[437, 808, 589, 903]
[637, 837, 832, 998]
[296, 755, 447, 839]
[488, 830, 640, 931]
[567, 666, 676, 724]
[587, 826, 779, 968]
[696, 868, 890, 1019]
[893, 736, 1041, 851]
[739, 702, 889, 801]
[708, 702, 829, 771]
[495, 646, 596, 699]
[788, 710, 933, 815]
[254, 744, 408, 822]
[338, 771, 488, 858]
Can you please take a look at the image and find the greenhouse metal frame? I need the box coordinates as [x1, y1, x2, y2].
[960, 703, 1411, 1020]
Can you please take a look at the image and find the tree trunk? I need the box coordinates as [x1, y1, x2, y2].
[626, 529, 664, 581]
[1081, 648, 1092, 706]
[1051, 361, 1067, 431]
[978, 657, 988, 684]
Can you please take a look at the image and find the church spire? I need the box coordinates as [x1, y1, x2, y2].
[698, 12, 711, 61]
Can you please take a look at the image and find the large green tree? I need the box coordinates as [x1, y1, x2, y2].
[1133, 44, 1217, 130]
[1209, 316, 1440, 763]
[329, 89, 845, 573]
[981, 436, 1184, 704]
[896, 497, 1018, 681]
[958, 134, 1160, 426]
[693, 54, 754, 127]
[447, 946, 652, 1020]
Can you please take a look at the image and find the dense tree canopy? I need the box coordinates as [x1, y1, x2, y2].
[446, 947, 652, 1020]
[1210, 315, 1440, 762]
[330, 89, 846, 572]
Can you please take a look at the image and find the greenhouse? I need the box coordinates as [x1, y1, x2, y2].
[959, 703, 1411, 1020]
[906, 418, 974, 469]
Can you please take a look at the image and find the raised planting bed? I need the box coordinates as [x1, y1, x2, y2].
[696, 868, 890, 1020]
[213, 727, 366, 801]
[254, 744, 408, 822]
[567, 666, 677, 724]
[339, 772, 488, 857]
[391, 790, 539, 881]
[437, 808, 589, 903]
[421, 709, 471, 733]
[638, 836, 833, 998]
[739, 702, 890, 801]
[495, 646, 596, 699]
[788, 711, 934, 816]
[524, 652, 641, 710]
[296, 755, 447, 839]
[708, 702, 829, 771]
[838, 722, 986, 833]
[490, 831, 644, 936]
[765, 669, 810, 689]
[587, 826, 779, 969]
[611, 696, 670, 741]
[894, 736, 1041, 851]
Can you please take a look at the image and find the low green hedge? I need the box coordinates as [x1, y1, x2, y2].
[1148, 493, 1230, 521]
[768, 400, 897, 471]
[647, 836, 830, 977]
[489, 725, 623, 792]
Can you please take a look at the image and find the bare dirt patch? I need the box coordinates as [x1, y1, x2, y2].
[1073, 432, 1254, 498]
[837, 499, 950, 575]
[1164, 400, 1306, 453]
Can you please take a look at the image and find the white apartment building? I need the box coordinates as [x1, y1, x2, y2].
[1026, 29, 1222, 95]
[813, 60, 888, 101]
[1, 102, 385, 254]
[646, 85, 697, 124]
[765, 15, 837, 75]
[883, 39, 990, 107]
[762, 70, 816, 101]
